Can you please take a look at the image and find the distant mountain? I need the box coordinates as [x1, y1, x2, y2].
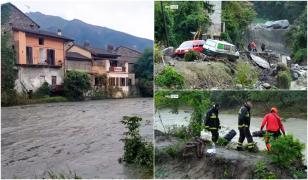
[26, 12, 153, 52]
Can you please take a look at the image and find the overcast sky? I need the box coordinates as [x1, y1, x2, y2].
[2, 0, 154, 40]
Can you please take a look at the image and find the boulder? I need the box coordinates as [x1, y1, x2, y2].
[262, 83, 271, 89]
[263, 20, 289, 29]
[292, 72, 299, 80]
[162, 47, 174, 56]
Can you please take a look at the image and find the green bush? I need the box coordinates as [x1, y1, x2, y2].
[120, 116, 153, 172]
[167, 126, 190, 140]
[254, 161, 277, 179]
[184, 50, 199, 61]
[277, 71, 292, 89]
[154, 43, 162, 63]
[269, 135, 305, 168]
[293, 48, 307, 63]
[155, 66, 184, 89]
[220, 32, 232, 42]
[33, 82, 50, 98]
[217, 137, 229, 146]
[63, 71, 91, 100]
[91, 90, 107, 100]
[235, 62, 258, 87]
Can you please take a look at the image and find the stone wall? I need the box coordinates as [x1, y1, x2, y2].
[15, 66, 64, 92]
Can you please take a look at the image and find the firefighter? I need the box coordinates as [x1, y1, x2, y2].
[204, 103, 221, 146]
[260, 107, 286, 151]
[237, 101, 255, 151]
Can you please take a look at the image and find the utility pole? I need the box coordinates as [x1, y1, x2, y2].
[160, 1, 169, 46]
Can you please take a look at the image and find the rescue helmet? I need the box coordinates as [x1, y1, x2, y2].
[271, 107, 278, 113]
[245, 101, 253, 109]
[213, 103, 220, 109]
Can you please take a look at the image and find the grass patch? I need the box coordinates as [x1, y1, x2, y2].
[254, 161, 277, 179]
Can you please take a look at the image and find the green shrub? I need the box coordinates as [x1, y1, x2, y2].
[254, 161, 277, 179]
[33, 82, 50, 98]
[184, 50, 199, 61]
[91, 90, 107, 100]
[220, 32, 232, 42]
[154, 43, 162, 63]
[63, 71, 91, 100]
[120, 116, 153, 172]
[217, 137, 229, 146]
[277, 71, 292, 89]
[269, 135, 305, 168]
[167, 126, 190, 140]
[293, 48, 307, 63]
[235, 62, 258, 87]
[155, 66, 184, 89]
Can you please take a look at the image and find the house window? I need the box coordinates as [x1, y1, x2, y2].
[26, 46, 33, 64]
[47, 49, 55, 65]
[128, 78, 132, 86]
[39, 37, 44, 45]
[120, 78, 125, 86]
[109, 77, 115, 86]
[51, 76, 57, 86]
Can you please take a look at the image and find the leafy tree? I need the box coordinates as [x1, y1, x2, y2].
[252, 1, 307, 24]
[63, 70, 91, 100]
[222, 1, 256, 45]
[134, 48, 153, 97]
[155, 1, 212, 47]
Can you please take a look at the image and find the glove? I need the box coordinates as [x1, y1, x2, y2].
[218, 125, 222, 129]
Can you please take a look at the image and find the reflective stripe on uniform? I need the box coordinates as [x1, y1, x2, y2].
[237, 142, 243, 146]
[238, 124, 245, 128]
[209, 127, 217, 130]
[210, 115, 217, 119]
[248, 145, 254, 148]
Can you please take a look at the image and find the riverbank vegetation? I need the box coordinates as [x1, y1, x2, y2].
[120, 116, 153, 178]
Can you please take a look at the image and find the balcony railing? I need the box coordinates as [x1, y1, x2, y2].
[109, 66, 126, 72]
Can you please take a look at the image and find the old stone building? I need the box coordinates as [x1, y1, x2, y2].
[1, 3, 73, 93]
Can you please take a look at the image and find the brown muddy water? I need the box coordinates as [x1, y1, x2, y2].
[155, 108, 307, 163]
[2, 98, 153, 179]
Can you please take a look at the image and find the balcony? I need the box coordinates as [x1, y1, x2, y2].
[109, 66, 126, 72]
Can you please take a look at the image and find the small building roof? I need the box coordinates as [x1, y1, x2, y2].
[66, 52, 92, 61]
[85, 46, 120, 58]
[12, 27, 73, 41]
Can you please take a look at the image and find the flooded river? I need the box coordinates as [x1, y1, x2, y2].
[2, 98, 153, 179]
[155, 108, 307, 162]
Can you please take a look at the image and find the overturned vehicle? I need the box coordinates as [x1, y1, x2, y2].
[203, 39, 239, 61]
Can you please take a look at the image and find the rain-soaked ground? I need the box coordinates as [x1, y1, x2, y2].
[2, 98, 153, 179]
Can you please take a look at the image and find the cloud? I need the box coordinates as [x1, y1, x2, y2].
[2, 0, 154, 40]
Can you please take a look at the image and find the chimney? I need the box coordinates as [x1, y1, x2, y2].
[84, 41, 90, 48]
[107, 44, 114, 51]
[57, 29, 62, 36]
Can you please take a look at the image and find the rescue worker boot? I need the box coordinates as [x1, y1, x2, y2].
[237, 146, 244, 151]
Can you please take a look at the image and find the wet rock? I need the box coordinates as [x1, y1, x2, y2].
[263, 20, 289, 29]
[292, 72, 299, 80]
[235, 84, 243, 89]
[250, 53, 270, 69]
[262, 83, 271, 89]
[155, 129, 165, 137]
[168, 61, 175, 66]
[162, 47, 174, 56]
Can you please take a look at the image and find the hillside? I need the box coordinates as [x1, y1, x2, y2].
[26, 12, 153, 52]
